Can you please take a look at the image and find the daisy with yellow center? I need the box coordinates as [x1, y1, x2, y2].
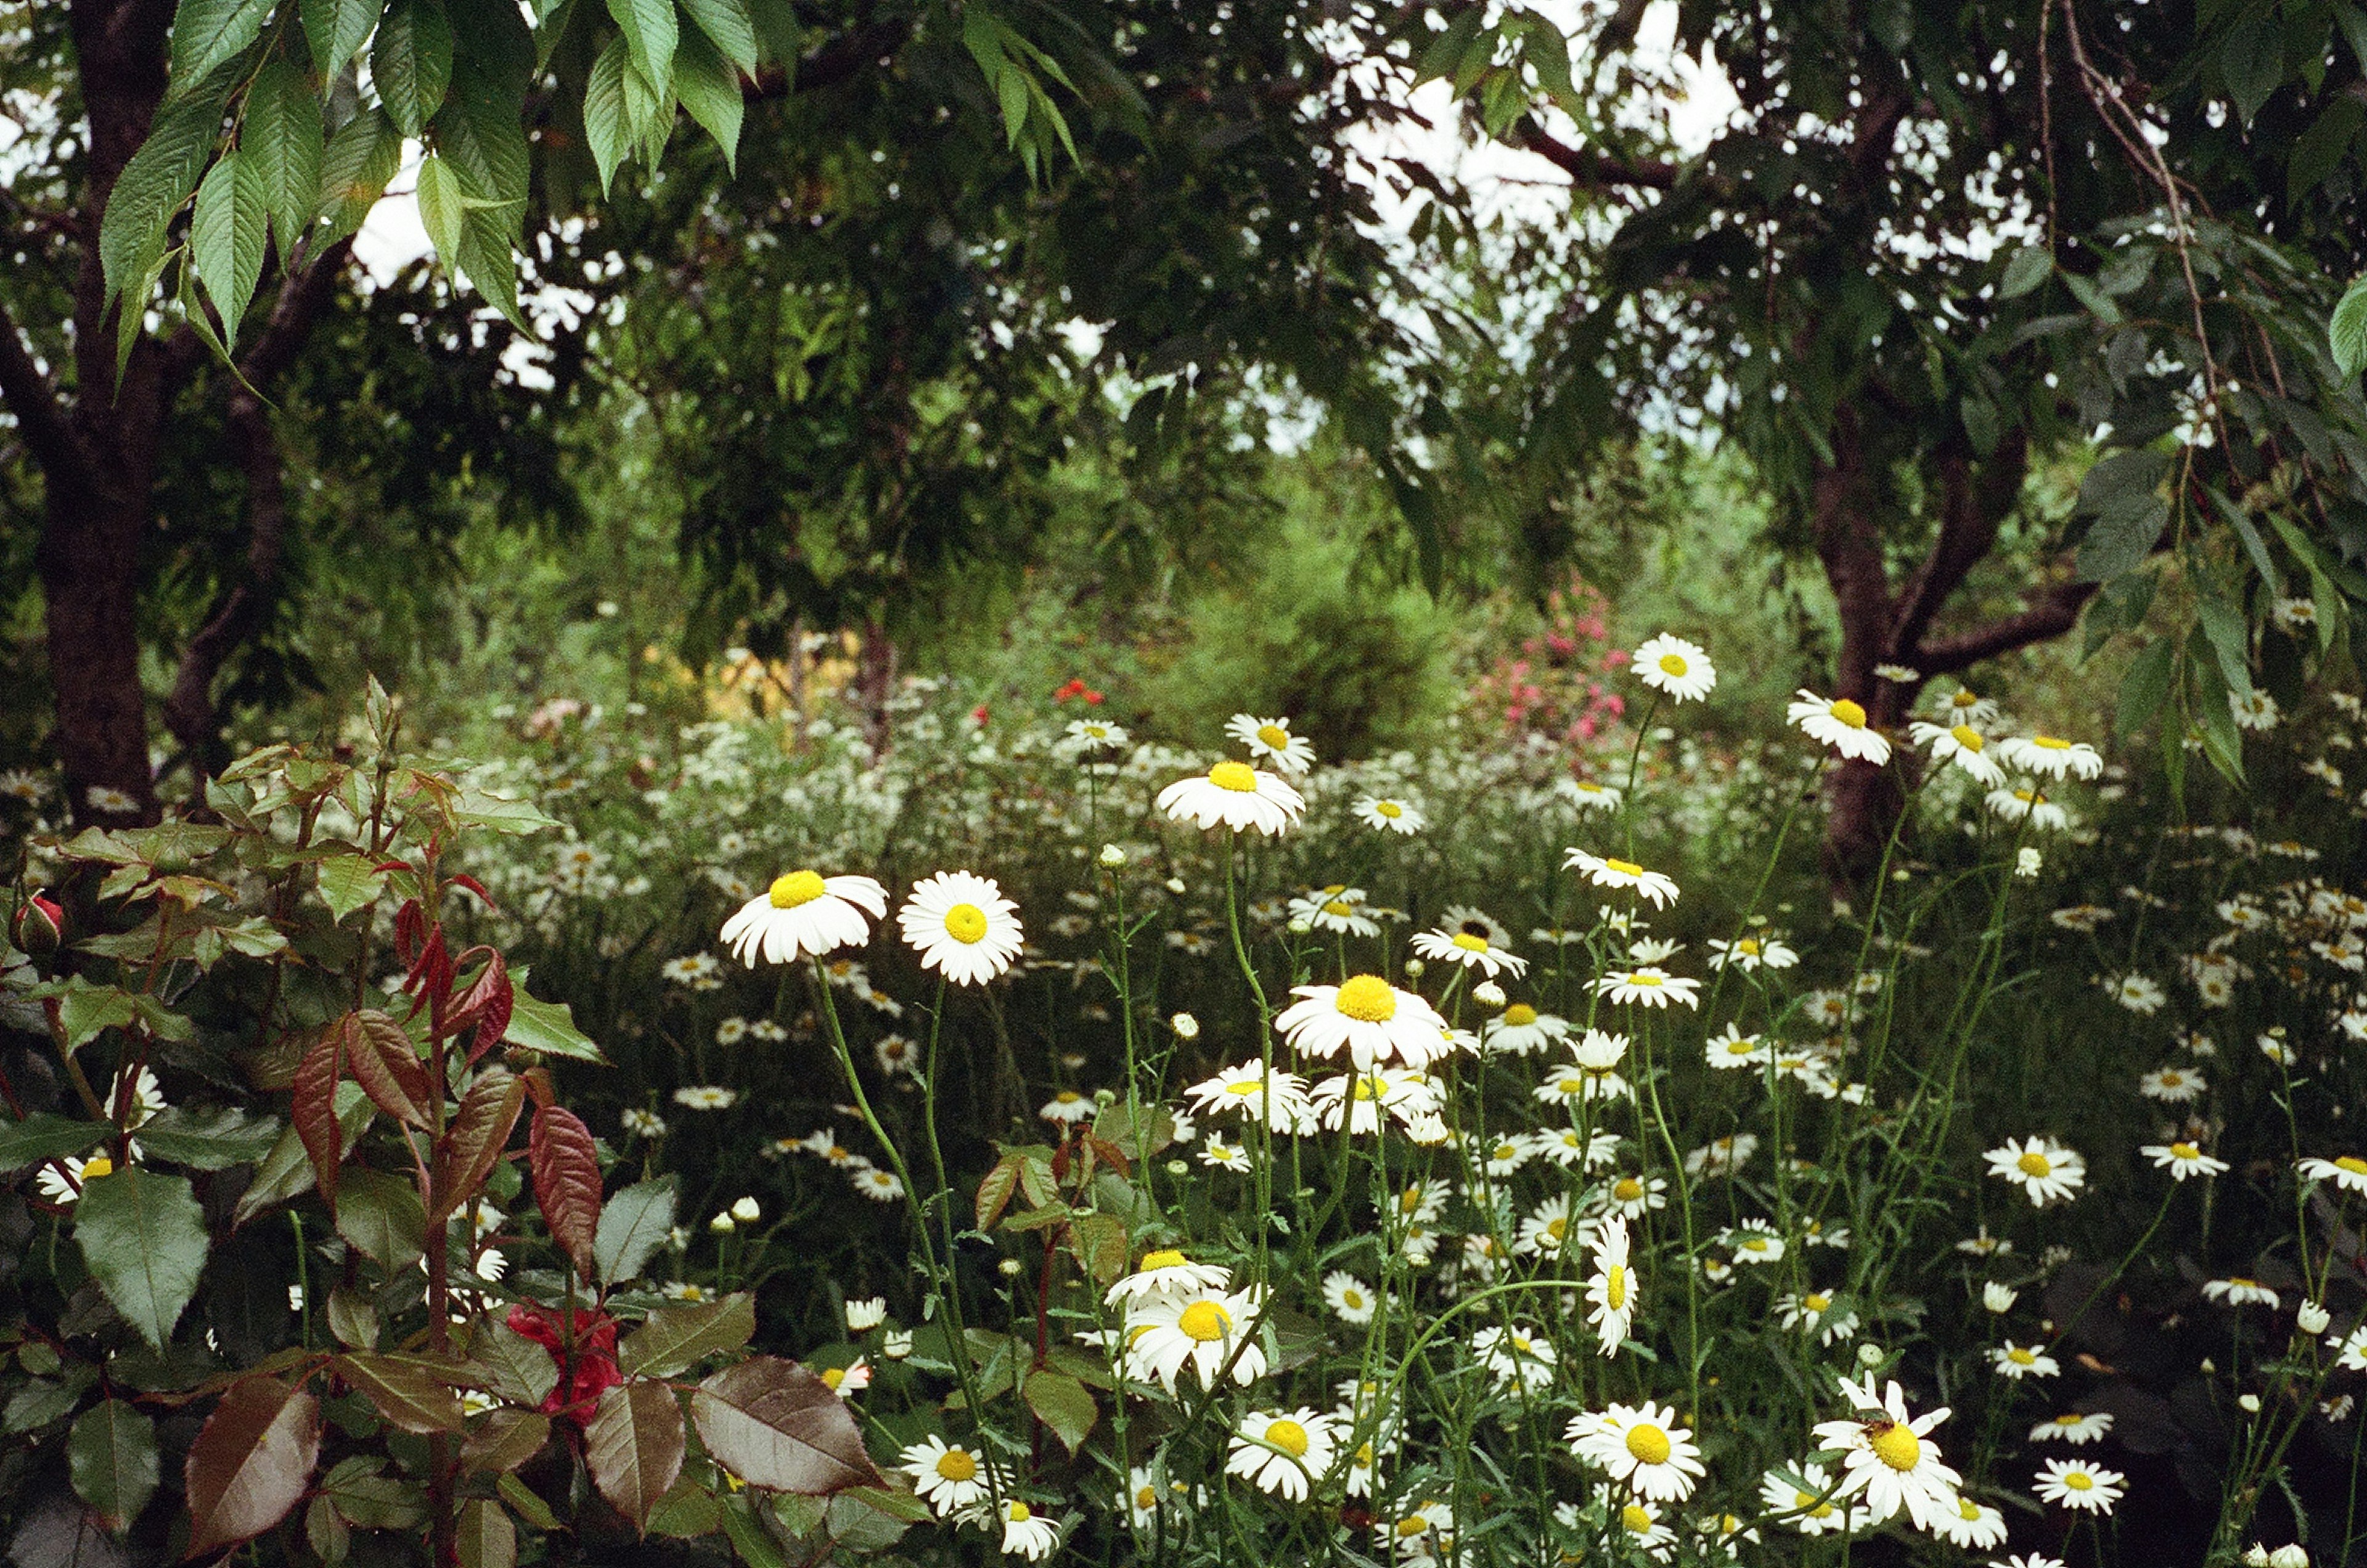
[2033, 1457, 2125, 1514]
[1226, 1408, 1335, 1500]
[718, 870, 888, 966]
[1156, 758, 1306, 835]
[1584, 1215, 1638, 1354]
[1983, 1135, 2086, 1206]
[1759, 1461, 1856, 1535]
[998, 1498, 1060, 1559]
[1907, 718, 2006, 785]
[1788, 689, 1892, 764]
[1558, 777, 1622, 811]
[1989, 1341, 2059, 1379]
[897, 1435, 998, 1516]
[897, 870, 1025, 985]
[1104, 1249, 1233, 1308]
[1224, 713, 1317, 775]
[1997, 732, 2104, 780]
[2201, 1276, 2280, 1308]
[2298, 1154, 2367, 1195]
[2141, 1141, 2228, 1181]
[1182, 1063, 1315, 1132]
[1593, 966, 1701, 1008]
[1705, 934, 1797, 971]
[2030, 1411, 2114, 1445]
[1409, 918, 1529, 979]
[1985, 783, 2069, 829]
[1563, 848, 1681, 909]
[1630, 634, 1717, 702]
[1274, 976, 1451, 1068]
[1321, 1270, 1376, 1324]
[1352, 795, 1424, 834]
[1567, 1400, 1704, 1500]
[1483, 1002, 1567, 1055]
[1935, 1494, 2009, 1550]
[1811, 1373, 1962, 1532]
[1122, 1284, 1269, 1393]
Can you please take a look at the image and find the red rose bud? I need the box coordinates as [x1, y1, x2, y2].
[12, 893, 62, 955]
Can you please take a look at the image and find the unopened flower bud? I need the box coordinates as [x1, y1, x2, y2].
[709, 1211, 735, 1233]
[10, 892, 62, 955]
[731, 1196, 761, 1223]
[2297, 1301, 2331, 1335]
[1472, 981, 1507, 1010]
[1403, 958, 1425, 979]
[1170, 1012, 1200, 1040]
[1164, 876, 1186, 895]
[998, 1257, 1024, 1278]
[2238, 1392, 2262, 1413]
[1856, 1343, 1884, 1368]
[1287, 917, 1313, 935]
[2270, 1545, 2310, 1568]
[1166, 1159, 1190, 1177]
[2015, 847, 2043, 878]
[1098, 844, 1125, 868]
[1983, 1281, 2018, 1313]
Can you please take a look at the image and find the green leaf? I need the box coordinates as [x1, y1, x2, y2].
[467, 1322, 558, 1409]
[2059, 267, 2122, 325]
[70, 1400, 160, 1533]
[2196, 591, 2255, 698]
[608, 0, 681, 100]
[0, 1114, 110, 1172]
[2189, 629, 2247, 783]
[2288, 95, 2365, 209]
[415, 152, 466, 265]
[244, 59, 325, 261]
[679, 0, 756, 73]
[315, 854, 389, 923]
[301, 0, 381, 75]
[497, 1472, 560, 1531]
[192, 149, 269, 346]
[1998, 244, 2052, 299]
[456, 1498, 516, 1568]
[1021, 1370, 1096, 1455]
[133, 1105, 282, 1170]
[504, 971, 608, 1061]
[168, 0, 274, 96]
[335, 1169, 427, 1270]
[49, 975, 141, 1051]
[2222, 8, 2282, 126]
[184, 1378, 321, 1558]
[234, 1079, 372, 1225]
[619, 1292, 757, 1379]
[584, 35, 636, 195]
[687, 1358, 884, 1495]
[73, 1166, 210, 1351]
[462, 1410, 550, 1475]
[2207, 487, 2286, 597]
[374, 0, 456, 137]
[336, 1354, 466, 1433]
[2116, 636, 2178, 738]
[671, 26, 743, 170]
[586, 1381, 686, 1532]
[317, 107, 403, 251]
[456, 207, 529, 332]
[594, 1176, 676, 1284]
[2332, 274, 2367, 380]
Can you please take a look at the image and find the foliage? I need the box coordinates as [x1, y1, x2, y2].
[0, 685, 879, 1561]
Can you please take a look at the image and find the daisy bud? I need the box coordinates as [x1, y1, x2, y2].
[2016, 847, 2043, 877]
[998, 1257, 1024, 1278]
[1098, 843, 1126, 868]
[2297, 1301, 2331, 1335]
[1983, 1281, 2019, 1313]
[1403, 958, 1425, 979]
[1164, 877, 1187, 895]
[1170, 1012, 1200, 1040]
[2239, 1393, 2262, 1413]
[709, 1212, 735, 1233]
[731, 1196, 761, 1223]
[10, 892, 62, 955]
[1094, 1087, 1116, 1106]
[1472, 981, 1508, 1010]
[2244, 1548, 2273, 1567]
[1855, 1342, 1885, 1368]
[2201, 1357, 2216, 1374]
[1287, 917, 1313, 934]
[883, 1328, 913, 1359]
[2271, 1546, 2310, 1568]
[1166, 1160, 1190, 1177]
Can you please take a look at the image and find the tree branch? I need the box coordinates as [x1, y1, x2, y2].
[1515, 121, 1679, 190]
[1887, 428, 2028, 660]
[240, 235, 355, 386]
[748, 19, 914, 100]
[1809, 407, 1892, 702]
[0, 298, 90, 486]
[1912, 579, 2099, 674]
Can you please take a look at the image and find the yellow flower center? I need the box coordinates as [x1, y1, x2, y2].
[2229, 1276, 2259, 1289]
[944, 903, 988, 943]
[2055, 1414, 2085, 1427]
[2017, 1151, 2053, 1177]
[1265, 1419, 1309, 1458]
[1794, 1490, 1828, 1515]
[820, 1367, 846, 1389]
[1054, 1091, 1081, 1105]
[1739, 1236, 1769, 1252]
[1008, 1501, 1033, 1521]
[1629, 973, 1662, 987]
[1177, 1300, 1232, 1342]
[1452, 931, 1489, 953]
[1136, 1486, 1158, 1509]
[1658, 653, 1688, 676]
[1621, 1504, 1653, 1534]
[1256, 724, 1290, 749]
[1606, 1264, 1627, 1308]
[81, 1156, 114, 1180]
[1624, 1422, 1671, 1464]
[1804, 1292, 1830, 1312]
[1208, 761, 1258, 792]
[1396, 1516, 1429, 1538]
[1614, 1178, 1644, 1202]
[936, 1449, 978, 1482]
[1399, 1186, 1425, 1214]
[1352, 1076, 1383, 1102]
[1335, 975, 1398, 1023]
[769, 870, 827, 908]
[1950, 724, 1984, 751]
[1736, 939, 1760, 955]
[2033, 735, 2071, 750]
[1959, 1498, 1982, 1521]
[1546, 1217, 1568, 1241]
[1376, 800, 1402, 819]
[1869, 1424, 1921, 1471]
[1343, 1289, 1363, 1308]
[1605, 857, 1644, 876]
[2064, 1471, 2093, 1491]
[1223, 1080, 1260, 1096]
[1828, 698, 1867, 729]
[1503, 1004, 1538, 1026]
[1323, 899, 1355, 917]
[2009, 1348, 2037, 1365]
[1953, 690, 1980, 708]
[1492, 1143, 1519, 1162]
[2015, 788, 2042, 804]
[2336, 1156, 2367, 1175]
[1139, 1249, 1187, 1271]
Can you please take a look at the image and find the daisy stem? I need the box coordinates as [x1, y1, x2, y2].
[1220, 847, 1278, 1288]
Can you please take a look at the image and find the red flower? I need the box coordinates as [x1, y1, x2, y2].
[505, 1303, 622, 1424]
[1082, 688, 1105, 705]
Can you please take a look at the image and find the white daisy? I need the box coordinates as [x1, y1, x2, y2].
[1289, 886, 1381, 937]
[1705, 935, 1797, 971]
[2141, 1141, 2228, 1180]
[672, 1085, 737, 1111]
[1568, 1401, 1703, 1501]
[2033, 1458, 2124, 1514]
[1156, 760, 1305, 835]
[1472, 1324, 1558, 1394]
[1409, 922, 1528, 979]
[898, 871, 1025, 985]
[2106, 973, 2167, 1015]
[1990, 1341, 2060, 1379]
[996, 1499, 1059, 1558]
[1105, 1249, 1233, 1307]
[1226, 1408, 1333, 1500]
[1037, 1089, 1095, 1125]
[1759, 1463, 1858, 1535]
[1322, 1271, 1376, 1324]
[1123, 1285, 1268, 1393]
[1984, 1136, 2086, 1206]
[1811, 1374, 1962, 1532]
[1934, 1493, 2009, 1550]
[2297, 1154, 2367, 1194]
[1354, 796, 1425, 834]
[1788, 690, 1892, 764]
[852, 1166, 904, 1201]
[1558, 778, 1623, 812]
[2202, 1276, 2280, 1309]
[1986, 783, 2070, 830]
[1584, 1215, 1638, 1353]
[1183, 1063, 1314, 1132]
[1631, 634, 1717, 702]
[1275, 977, 1452, 1068]
[1936, 685, 2001, 725]
[1907, 720, 2008, 785]
[1225, 714, 1317, 775]
[1593, 967, 1700, 1008]
[719, 871, 888, 966]
[1564, 849, 1680, 908]
[2030, 1411, 2114, 1445]
[1996, 733, 2104, 780]
[1482, 1003, 1567, 1055]
[1515, 1194, 1580, 1259]
[899, 1435, 998, 1516]
[1595, 1172, 1667, 1220]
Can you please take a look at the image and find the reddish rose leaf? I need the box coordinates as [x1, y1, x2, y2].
[528, 1103, 602, 1278]
[461, 1409, 550, 1476]
[456, 951, 514, 1064]
[290, 1025, 347, 1213]
[687, 1357, 884, 1496]
[342, 1010, 431, 1130]
[431, 1071, 525, 1223]
[393, 900, 425, 965]
[183, 1377, 321, 1559]
[335, 1352, 465, 1434]
[584, 1380, 684, 1532]
[444, 873, 497, 913]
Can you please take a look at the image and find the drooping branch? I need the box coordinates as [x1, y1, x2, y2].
[1516, 122, 1680, 190]
[1887, 429, 2029, 659]
[0, 300, 89, 486]
[1912, 579, 2099, 674]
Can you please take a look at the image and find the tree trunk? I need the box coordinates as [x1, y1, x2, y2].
[37, 497, 158, 823]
